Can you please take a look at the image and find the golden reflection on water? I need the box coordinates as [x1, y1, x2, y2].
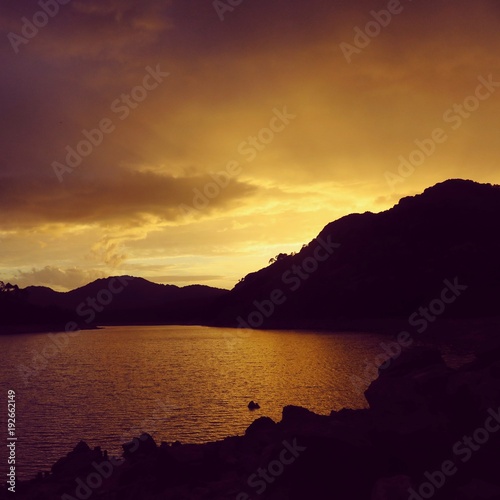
[1, 326, 406, 478]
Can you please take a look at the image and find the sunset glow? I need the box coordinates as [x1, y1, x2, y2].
[1, 0, 500, 290]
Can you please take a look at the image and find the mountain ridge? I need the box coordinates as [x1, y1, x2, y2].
[0, 277, 228, 332]
[2, 179, 499, 333]
[212, 178, 500, 328]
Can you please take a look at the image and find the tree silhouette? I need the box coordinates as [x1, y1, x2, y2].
[268, 253, 289, 264]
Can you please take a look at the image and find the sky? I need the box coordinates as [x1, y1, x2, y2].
[1, 0, 500, 291]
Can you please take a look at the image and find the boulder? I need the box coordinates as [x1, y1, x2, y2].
[51, 440, 104, 480]
[371, 475, 413, 500]
[122, 433, 157, 461]
[245, 416, 276, 437]
[365, 347, 451, 434]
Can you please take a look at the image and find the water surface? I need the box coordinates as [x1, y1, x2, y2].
[0, 325, 470, 479]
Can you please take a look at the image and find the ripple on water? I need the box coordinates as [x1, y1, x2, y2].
[0, 325, 472, 479]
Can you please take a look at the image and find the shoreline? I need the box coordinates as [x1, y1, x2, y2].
[0, 324, 101, 336]
[3, 316, 499, 337]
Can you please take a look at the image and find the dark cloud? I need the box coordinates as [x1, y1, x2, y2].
[1, 0, 500, 288]
[0, 170, 257, 229]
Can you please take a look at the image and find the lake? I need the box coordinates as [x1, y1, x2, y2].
[0, 325, 471, 480]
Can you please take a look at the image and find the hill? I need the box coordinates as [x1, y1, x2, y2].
[212, 179, 500, 329]
[3, 179, 499, 333]
[0, 278, 227, 333]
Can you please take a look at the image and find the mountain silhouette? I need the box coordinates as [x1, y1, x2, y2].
[1, 179, 499, 333]
[25, 277, 226, 311]
[213, 179, 500, 328]
[0, 278, 227, 332]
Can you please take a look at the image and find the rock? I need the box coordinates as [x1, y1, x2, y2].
[371, 475, 413, 499]
[8, 345, 500, 500]
[51, 441, 103, 480]
[280, 405, 363, 446]
[456, 479, 500, 500]
[377, 346, 444, 378]
[245, 416, 276, 436]
[281, 405, 332, 430]
[365, 347, 451, 434]
[122, 433, 157, 461]
[281, 405, 316, 424]
[444, 347, 500, 431]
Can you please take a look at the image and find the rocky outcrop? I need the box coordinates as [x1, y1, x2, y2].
[3, 346, 500, 499]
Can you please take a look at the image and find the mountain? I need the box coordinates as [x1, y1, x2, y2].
[0, 281, 78, 333]
[3, 179, 499, 334]
[212, 179, 500, 328]
[25, 277, 226, 311]
[0, 278, 228, 332]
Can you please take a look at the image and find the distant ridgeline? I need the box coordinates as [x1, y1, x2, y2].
[0, 278, 227, 332]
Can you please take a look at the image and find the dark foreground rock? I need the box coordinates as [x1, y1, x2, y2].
[2, 346, 500, 500]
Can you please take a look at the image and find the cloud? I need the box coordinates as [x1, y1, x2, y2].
[88, 239, 127, 268]
[0, 170, 257, 229]
[2, 0, 500, 289]
[12, 266, 107, 291]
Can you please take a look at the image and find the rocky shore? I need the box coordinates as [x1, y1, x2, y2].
[3, 346, 500, 500]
